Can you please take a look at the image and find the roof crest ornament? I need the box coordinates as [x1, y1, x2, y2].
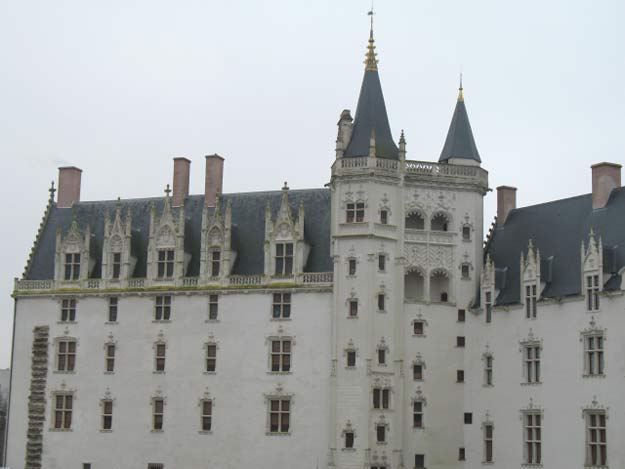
[365, 8, 378, 71]
[458, 73, 464, 102]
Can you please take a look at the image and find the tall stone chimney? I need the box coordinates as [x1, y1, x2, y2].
[205, 154, 224, 207]
[172, 157, 191, 207]
[592, 162, 621, 209]
[496, 185, 517, 225]
[57, 166, 82, 208]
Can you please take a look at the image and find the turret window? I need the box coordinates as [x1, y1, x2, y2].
[346, 202, 365, 223]
[111, 252, 121, 279]
[462, 225, 471, 241]
[157, 250, 174, 278]
[380, 210, 388, 225]
[64, 253, 81, 280]
[378, 254, 386, 271]
[275, 243, 293, 276]
[348, 259, 357, 276]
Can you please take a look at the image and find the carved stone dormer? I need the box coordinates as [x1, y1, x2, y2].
[264, 183, 309, 278]
[200, 198, 236, 283]
[147, 189, 187, 282]
[581, 229, 603, 311]
[102, 203, 134, 283]
[520, 239, 541, 317]
[480, 254, 495, 308]
[55, 218, 92, 283]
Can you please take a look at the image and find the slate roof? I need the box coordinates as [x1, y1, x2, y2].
[486, 187, 625, 305]
[439, 90, 481, 164]
[26, 189, 332, 280]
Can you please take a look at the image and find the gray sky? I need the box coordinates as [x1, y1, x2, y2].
[1, 0, 624, 367]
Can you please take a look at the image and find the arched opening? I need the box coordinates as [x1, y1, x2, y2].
[431, 213, 449, 232]
[404, 270, 425, 301]
[430, 269, 450, 302]
[405, 212, 425, 230]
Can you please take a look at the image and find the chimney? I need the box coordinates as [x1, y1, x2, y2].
[57, 166, 82, 208]
[172, 157, 191, 207]
[205, 154, 224, 207]
[497, 185, 517, 225]
[592, 162, 621, 209]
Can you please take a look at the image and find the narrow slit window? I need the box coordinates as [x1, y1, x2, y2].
[111, 252, 121, 279]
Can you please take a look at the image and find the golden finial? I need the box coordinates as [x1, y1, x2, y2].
[364, 8, 378, 71]
[458, 73, 464, 102]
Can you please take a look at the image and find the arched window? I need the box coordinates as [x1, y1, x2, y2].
[430, 269, 450, 302]
[431, 213, 449, 232]
[404, 269, 425, 301]
[405, 211, 425, 230]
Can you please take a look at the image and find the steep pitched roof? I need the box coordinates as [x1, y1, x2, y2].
[486, 187, 625, 305]
[439, 87, 481, 163]
[344, 31, 398, 160]
[26, 189, 332, 280]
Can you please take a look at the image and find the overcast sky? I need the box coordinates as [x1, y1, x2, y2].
[1, 0, 624, 368]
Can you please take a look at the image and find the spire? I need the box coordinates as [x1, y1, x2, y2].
[344, 12, 398, 160]
[439, 79, 481, 164]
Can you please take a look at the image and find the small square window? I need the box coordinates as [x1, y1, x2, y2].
[456, 336, 465, 348]
[456, 370, 464, 383]
[272, 293, 291, 319]
[413, 321, 424, 336]
[348, 259, 357, 276]
[208, 295, 219, 321]
[457, 309, 466, 322]
[464, 412, 472, 424]
[347, 350, 356, 367]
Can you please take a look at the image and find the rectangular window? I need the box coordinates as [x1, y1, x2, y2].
[155, 295, 171, 321]
[111, 252, 121, 279]
[346, 202, 365, 223]
[378, 254, 386, 271]
[64, 252, 81, 280]
[485, 291, 492, 323]
[483, 423, 493, 462]
[206, 344, 217, 372]
[584, 334, 605, 376]
[524, 412, 542, 465]
[57, 340, 76, 372]
[53, 393, 73, 429]
[413, 401, 424, 428]
[457, 309, 466, 322]
[485, 355, 493, 386]
[464, 412, 473, 424]
[346, 350, 356, 367]
[105, 344, 115, 372]
[415, 454, 425, 469]
[272, 293, 291, 319]
[269, 398, 290, 434]
[152, 398, 164, 431]
[586, 274, 600, 311]
[377, 294, 385, 311]
[270, 339, 291, 372]
[462, 225, 471, 240]
[349, 299, 358, 317]
[380, 210, 388, 225]
[210, 249, 221, 277]
[413, 321, 424, 336]
[377, 348, 386, 365]
[201, 400, 212, 431]
[458, 447, 466, 461]
[457, 370, 465, 383]
[208, 294, 219, 320]
[108, 297, 118, 322]
[456, 336, 465, 348]
[524, 345, 541, 383]
[83, 464, 92, 469]
[461, 264, 470, 279]
[372, 388, 390, 409]
[157, 249, 175, 278]
[413, 364, 423, 381]
[61, 298, 76, 322]
[585, 411, 607, 467]
[376, 424, 386, 443]
[525, 284, 537, 318]
[275, 243, 294, 276]
[101, 399, 113, 430]
[345, 431, 354, 448]
[348, 259, 356, 275]
[155, 344, 166, 372]
[148, 464, 164, 469]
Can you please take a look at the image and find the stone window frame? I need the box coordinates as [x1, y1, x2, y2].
[430, 210, 452, 232]
[50, 389, 75, 432]
[482, 350, 494, 387]
[374, 414, 390, 445]
[461, 222, 473, 242]
[482, 416, 494, 464]
[519, 332, 542, 385]
[411, 353, 426, 382]
[156, 248, 175, 279]
[482, 287, 494, 324]
[519, 403, 543, 466]
[343, 339, 358, 369]
[100, 395, 114, 432]
[411, 317, 428, 337]
[585, 272, 601, 313]
[371, 380, 392, 411]
[411, 388, 426, 430]
[377, 251, 388, 273]
[580, 318, 606, 378]
[204, 338, 219, 375]
[54, 336, 78, 374]
[103, 334, 116, 374]
[274, 241, 295, 277]
[59, 297, 78, 323]
[376, 337, 389, 367]
[153, 295, 172, 322]
[345, 199, 366, 224]
[153, 332, 167, 374]
[271, 291, 292, 321]
[524, 281, 539, 319]
[347, 256, 358, 277]
[404, 208, 426, 230]
[207, 294, 220, 322]
[346, 292, 360, 319]
[341, 419, 357, 451]
[198, 391, 215, 434]
[106, 296, 119, 324]
[581, 398, 609, 468]
[208, 247, 222, 279]
[266, 334, 295, 375]
[376, 285, 388, 313]
[263, 384, 294, 436]
[150, 392, 166, 433]
[460, 262, 472, 281]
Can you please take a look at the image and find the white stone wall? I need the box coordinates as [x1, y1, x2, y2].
[6, 290, 332, 469]
[464, 293, 625, 468]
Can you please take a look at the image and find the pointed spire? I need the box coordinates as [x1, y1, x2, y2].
[439, 79, 481, 164]
[344, 11, 398, 160]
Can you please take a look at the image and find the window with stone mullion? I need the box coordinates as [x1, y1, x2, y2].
[275, 243, 294, 276]
[157, 250, 175, 278]
[64, 253, 81, 280]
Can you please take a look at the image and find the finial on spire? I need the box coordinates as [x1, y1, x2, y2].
[282, 181, 289, 191]
[164, 184, 172, 197]
[458, 73, 464, 102]
[48, 181, 56, 203]
[365, 8, 378, 71]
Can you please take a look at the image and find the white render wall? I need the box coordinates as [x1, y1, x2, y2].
[464, 292, 625, 468]
[6, 290, 332, 469]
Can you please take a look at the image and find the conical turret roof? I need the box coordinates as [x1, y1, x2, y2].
[439, 84, 481, 163]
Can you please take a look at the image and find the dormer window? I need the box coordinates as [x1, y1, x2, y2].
[157, 250, 174, 278]
[275, 243, 294, 276]
[525, 285, 537, 318]
[346, 202, 365, 223]
[64, 253, 81, 281]
[111, 253, 121, 279]
[431, 213, 449, 232]
[210, 249, 221, 277]
[586, 274, 600, 311]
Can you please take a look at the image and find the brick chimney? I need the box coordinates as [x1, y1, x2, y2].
[172, 157, 191, 207]
[205, 154, 224, 207]
[592, 162, 621, 209]
[57, 166, 82, 208]
[496, 186, 517, 225]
